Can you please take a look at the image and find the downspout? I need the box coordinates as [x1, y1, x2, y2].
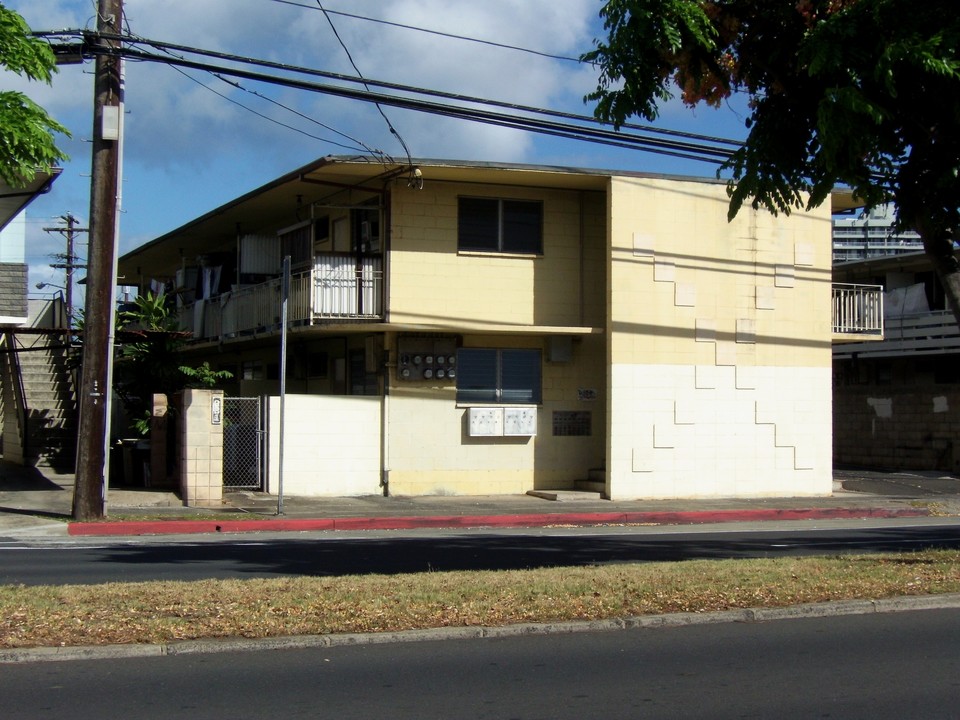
[579, 191, 586, 327]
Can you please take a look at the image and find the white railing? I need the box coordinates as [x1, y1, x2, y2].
[313, 255, 383, 319]
[832, 283, 883, 335]
[180, 254, 383, 342]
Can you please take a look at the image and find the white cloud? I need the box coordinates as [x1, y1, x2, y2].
[7, 0, 742, 254]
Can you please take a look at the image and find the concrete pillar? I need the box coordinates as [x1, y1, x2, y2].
[179, 388, 224, 507]
[150, 393, 167, 487]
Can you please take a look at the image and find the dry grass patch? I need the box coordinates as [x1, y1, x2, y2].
[3, 550, 960, 649]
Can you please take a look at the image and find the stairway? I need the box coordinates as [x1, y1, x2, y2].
[526, 468, 608, 501]
[5, 331, 77, 471]
[574, 467, 607, 495]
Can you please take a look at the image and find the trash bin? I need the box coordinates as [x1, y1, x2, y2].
[116, 438, 144, 486]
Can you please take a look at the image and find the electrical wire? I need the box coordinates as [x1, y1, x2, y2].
[264, 0, 585, 64]
[105, 43, 737, 164]
[171, 64, 372, 153]
[316, 1, 411, 166]
[107, 33, 742, 152]
[40, 29, 742, 165]
[117, 24, 384, 156]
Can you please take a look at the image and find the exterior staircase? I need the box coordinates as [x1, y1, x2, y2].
[18, 332, 77, 469]
[527, 468, 608, 501]
[575, 467, 606, 496]
[1, 298, 77, 471]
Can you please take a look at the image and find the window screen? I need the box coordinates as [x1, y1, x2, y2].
[456, 348, 541, 404]
[458, 197, 542, 254]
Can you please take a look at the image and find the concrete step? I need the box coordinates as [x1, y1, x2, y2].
[18, 359, 71, 372]
[526, 489, 606, 501]
[574, 479, 606, 495]
[23, 397, 75, 409]
[23, 383, 73, 397]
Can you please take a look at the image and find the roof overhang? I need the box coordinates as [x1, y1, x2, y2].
[117, 156, 625, 279]
[830, 187, 866, 214]
[0, 168, 61, 232]
[833, 249, 930, 279]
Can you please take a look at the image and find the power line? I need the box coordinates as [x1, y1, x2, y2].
[42, 29, 742, 153]
[315, 1, 406, 164]
[120, 26, 383, 155]
[263, 0, 585, 64]
[107, 32, 742, 152]
[183, 65, 374, 153]
[43, 30, 741, 164]
[121, 45, 735, 163]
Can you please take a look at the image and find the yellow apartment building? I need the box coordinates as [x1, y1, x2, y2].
[118, 156, 878, 500]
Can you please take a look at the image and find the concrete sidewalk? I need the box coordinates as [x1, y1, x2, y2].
[1, 460, 958, 538]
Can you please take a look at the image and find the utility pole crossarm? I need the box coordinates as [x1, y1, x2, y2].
[42, 213, 87, 329]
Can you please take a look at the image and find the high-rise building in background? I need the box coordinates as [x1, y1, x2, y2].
[833, 203, 924, 264]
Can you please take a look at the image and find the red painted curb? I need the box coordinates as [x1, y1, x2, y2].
[66, 506, 930, 537]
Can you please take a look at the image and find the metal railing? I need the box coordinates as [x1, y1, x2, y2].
[180, 254, 383, 342]
[832, 283, 884, 335]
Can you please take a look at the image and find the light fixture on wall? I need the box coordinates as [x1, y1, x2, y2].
[407, 167, 423, 190]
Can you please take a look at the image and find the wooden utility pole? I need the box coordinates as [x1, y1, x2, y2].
[73, 0, 124, 521]
[43, 213, 88, 329]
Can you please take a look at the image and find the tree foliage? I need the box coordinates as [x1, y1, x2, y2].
[584, 0, 960, 320]
[0, 3, 69, 187]
[115, 292, 232, 435]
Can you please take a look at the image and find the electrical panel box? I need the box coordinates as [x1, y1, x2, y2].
[397, 336, 457, 381]
[468, 407, 503, 436]
[503, 407, 537, 436]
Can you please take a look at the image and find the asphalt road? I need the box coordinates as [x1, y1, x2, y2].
[2, 521, 960, 585]
[3, 608, 959, 719]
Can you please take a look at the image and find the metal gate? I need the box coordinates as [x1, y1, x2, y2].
[223, 397, 264, 489]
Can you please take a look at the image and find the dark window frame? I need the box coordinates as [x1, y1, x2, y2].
[457, 197, 543, 254]
[456, 348, 542, 405]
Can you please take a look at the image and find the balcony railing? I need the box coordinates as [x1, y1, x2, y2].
[180, 254, 383, 342]
[832, 283, 883, 336]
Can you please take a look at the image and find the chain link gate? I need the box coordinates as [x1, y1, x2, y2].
[223, 397, 264, 490]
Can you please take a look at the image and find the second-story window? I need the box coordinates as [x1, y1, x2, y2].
[458, 197, 543, 254]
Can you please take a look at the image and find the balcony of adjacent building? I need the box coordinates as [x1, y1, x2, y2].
[831, 251, 960, 358]
[832, 282, 884, 340]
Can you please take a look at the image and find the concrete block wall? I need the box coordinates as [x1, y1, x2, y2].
[385, 332, 605, 497]
[834, 356, 960, 473]
[0, 263, 27, 323]
[266, 394, 381, 497]
[387, 182, 606, 329]
[606, 176, 834, 499]
[179, 389, 224, 506]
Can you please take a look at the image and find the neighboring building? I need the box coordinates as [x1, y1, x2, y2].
[0, 169, 60, 324]
[834, 251, 960, 473]
[118, 157, 879, 500]
[832, 203, 924, 264]
[0, 169, 78, 469]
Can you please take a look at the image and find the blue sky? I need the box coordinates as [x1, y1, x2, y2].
[6, 0, 749, 293]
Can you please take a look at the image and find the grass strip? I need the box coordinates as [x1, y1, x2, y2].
[3, 550, 960, 649]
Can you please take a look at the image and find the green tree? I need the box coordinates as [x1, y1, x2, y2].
[0, 2, 69, 187]
[584, 0, 960, 323]
[115, 292, 232, 435]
